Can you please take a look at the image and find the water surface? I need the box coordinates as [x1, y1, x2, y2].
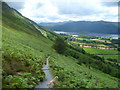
[54, 31, 118, 39]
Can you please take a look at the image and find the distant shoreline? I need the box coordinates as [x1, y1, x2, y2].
[54, 31, 118, 39]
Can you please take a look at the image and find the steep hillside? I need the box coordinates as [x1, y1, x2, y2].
[40, 21, 118, 34]
[2, 2, 119, 88]
[2, 2, 57, 88]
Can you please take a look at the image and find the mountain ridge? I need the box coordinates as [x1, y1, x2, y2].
[39, 21, 118, 34]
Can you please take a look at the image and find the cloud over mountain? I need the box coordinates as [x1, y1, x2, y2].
[6, 0, 118, 23]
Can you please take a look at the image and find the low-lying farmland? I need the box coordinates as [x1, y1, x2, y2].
[82, 47, 119, 55]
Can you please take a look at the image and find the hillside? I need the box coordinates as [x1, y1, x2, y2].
[2, 2, 119, 88]
[40, 21, 118, 34]
[2, 2, 57, 88]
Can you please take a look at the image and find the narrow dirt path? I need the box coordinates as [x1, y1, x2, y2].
[35, 56, 53, 88]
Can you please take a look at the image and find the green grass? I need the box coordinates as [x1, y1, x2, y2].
[98, 55, 118, 60]
[49, 54, 118, 88]
[71, 41, 108, 47]
[2, 2, 55, 88]
[98, 55, 119, 63]
[2, 23, 53, 88]
[82, 47, 118, 55]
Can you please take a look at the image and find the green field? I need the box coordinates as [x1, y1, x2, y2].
[82, 47, 119, 55]
[98, 55, 118, 60]
[82, 47, 119, 63]
[98, 55, 119, 63]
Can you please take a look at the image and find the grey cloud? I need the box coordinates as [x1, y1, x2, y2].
[35, 15, 60, 21]
[102, 2, 118, 7]
[48, 16, 60, 20]
[6, 2, 25, 10]
[35, 3, 44, 9]
[5, 0, 118, 22]
[54, 2, 102, 16]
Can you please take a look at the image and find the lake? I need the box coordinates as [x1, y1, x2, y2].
[54, 31, 118, 39]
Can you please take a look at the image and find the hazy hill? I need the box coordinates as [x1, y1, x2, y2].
[2, 2, 119, 88]
[39, 21, 118, 34]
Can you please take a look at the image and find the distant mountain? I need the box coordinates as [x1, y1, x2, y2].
[40, 21, 68, 27]
[39, 21, 119, 34]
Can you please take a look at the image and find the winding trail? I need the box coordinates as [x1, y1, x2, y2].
[35, 56, 53, 89]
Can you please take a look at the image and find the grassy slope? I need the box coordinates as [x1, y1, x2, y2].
[2, 2, 54, 88]
[2, 2, 119, 88]
[49, 54, 118, 88]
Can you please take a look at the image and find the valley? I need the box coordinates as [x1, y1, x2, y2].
[59, 33, 119, 63]
[1, 2, 120, 89]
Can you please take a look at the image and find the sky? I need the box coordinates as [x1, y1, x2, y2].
[4, 0, 119, 23]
